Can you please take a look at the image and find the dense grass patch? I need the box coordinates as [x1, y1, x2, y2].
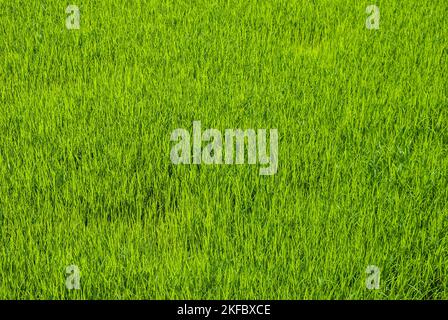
[0, 0, 447, 299]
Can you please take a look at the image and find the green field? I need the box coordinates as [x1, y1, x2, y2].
[0, 0, 447, 299]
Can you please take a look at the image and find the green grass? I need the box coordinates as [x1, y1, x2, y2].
[0, 0, 447, 299]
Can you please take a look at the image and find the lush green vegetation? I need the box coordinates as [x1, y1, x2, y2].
[0, 0, 447, 299]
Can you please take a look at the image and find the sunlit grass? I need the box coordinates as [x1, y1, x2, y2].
[0, 0, 447, 299]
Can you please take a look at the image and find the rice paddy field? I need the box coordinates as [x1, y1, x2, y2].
[0, 0, 447, 299]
